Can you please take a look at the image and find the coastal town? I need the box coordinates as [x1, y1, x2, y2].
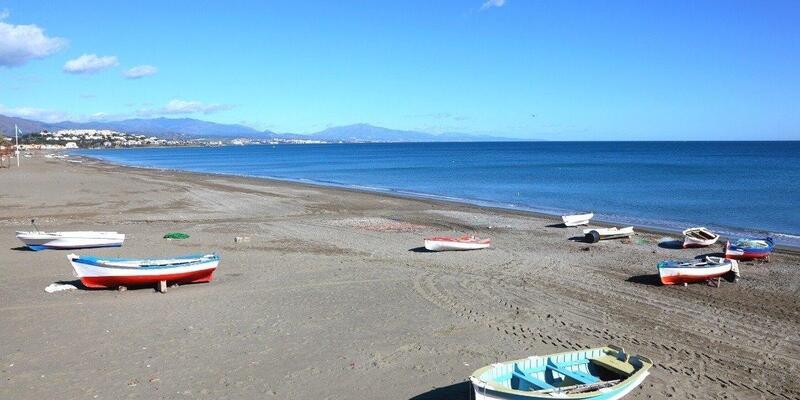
[0, 128, 329, 150]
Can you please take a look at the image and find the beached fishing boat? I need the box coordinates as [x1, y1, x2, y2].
[583, 227, 634, 243]
[658, 256, 739, 285]
[470, 345, 652, 400]
[16, 231, 125, 251]
[67, 253, 219, 289]
[682, 227, 719, 248]
[562, 212, 594, 227]
[424, 235, 490, 251]
[725, 237, 774, 260]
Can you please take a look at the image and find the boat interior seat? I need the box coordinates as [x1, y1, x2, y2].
[512, 371, 554, 390]
[589, 355, 635, 377]
[512, 365, 554, 390]
[547, 363, 600, 385]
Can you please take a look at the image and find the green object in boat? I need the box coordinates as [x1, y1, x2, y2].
[163, 232, 190, 240]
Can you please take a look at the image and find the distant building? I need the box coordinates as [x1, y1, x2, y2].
[65, 142, 79, 149]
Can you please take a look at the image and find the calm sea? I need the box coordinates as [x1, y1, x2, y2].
[78, 142, 800, 247]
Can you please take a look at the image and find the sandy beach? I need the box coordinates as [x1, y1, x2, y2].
[1, 156, 799, 400]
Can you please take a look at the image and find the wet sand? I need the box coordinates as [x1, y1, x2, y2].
[1, 156, 799, 399]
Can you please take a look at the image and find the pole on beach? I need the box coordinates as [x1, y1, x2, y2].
[14, 124, 20, 167]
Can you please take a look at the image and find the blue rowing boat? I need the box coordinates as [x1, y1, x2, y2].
[470, 345, 652, 399]
[725, 237, 774, 260]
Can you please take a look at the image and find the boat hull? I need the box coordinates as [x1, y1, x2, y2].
[471, 371, 649, 400]
[16, 231, 125, 251]
[583, 227, 634, 243]
[424, 239, 490, 251]
[658, 263, 734, 285]
[562, 213, 593, 227]
[681, 227, 719, 248]
[68, 254, 218, 289]
[724, 238, 774, 260]
[469, 346, 652, 400]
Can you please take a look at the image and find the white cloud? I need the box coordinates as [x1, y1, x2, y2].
[63, 54, 118, 74]
[480, 0, 506, 10]
[137, 99, 235, 116]
[123, 64, 158, 79]
[0, 16, 68, 67]
[0, 104, 70, 123]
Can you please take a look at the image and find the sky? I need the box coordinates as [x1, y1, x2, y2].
[1, 0, 798, 140]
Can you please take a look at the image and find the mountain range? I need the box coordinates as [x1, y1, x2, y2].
[0, 114, 521, 143]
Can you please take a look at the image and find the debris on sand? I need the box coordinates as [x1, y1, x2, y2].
[44, 283, 77, 293]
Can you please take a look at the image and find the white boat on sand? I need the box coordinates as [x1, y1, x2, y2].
[561, 212, 593, 227]
[658, 256, 739, 285]
[424, 235, 491, 251]
[68, 253, 218, 289]
[16, 231, 125, 251]
[583, 227, 634, 243]
[682, 227, 719, 248]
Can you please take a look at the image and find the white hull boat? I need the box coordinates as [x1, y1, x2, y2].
[561, 212, 593, 227]
[658, 256, 739, 285]
[16, 231, 125, 251]
[67, 253, 219, 289]
[583, 227, 634, 243]
[424, 236, 491, 251]
[682, 227, 719, 248]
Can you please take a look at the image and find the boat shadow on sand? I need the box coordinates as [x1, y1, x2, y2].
[410, 381, 470, 400]
[408, 246, 434, 253]
[11, 246, 33, 251]
[657, 239, 684, 249]
[53, 279, 90, 290]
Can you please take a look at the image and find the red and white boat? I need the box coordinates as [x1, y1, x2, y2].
[424, 235, 491, 251]
[657, 256, 739, 285]
[67, 253, 219, 289]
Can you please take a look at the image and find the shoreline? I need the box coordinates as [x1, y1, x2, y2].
[75, 153, 800, 254]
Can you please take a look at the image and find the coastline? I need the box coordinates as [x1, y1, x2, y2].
[2, 156, 799, 399]
[75, 153, 800, 254]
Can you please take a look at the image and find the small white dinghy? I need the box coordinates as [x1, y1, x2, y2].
[16, 231, 125, 251]
[561, 212, 593, 227]
[682, 227, 719, 248]
[583, 226, 634, 243]
[424, 235, 491, 251]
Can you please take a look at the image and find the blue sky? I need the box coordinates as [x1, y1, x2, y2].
[1, 0, 798, 140]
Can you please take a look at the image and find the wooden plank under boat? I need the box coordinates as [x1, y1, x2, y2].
[470, 345, 652, 399]
[658, 256, 739, 285]
[67, 253, 219, 289]
[681, 227, 719, 248]
[16, 231, 125, 251]
[561, 212, 594, 227]
[725, 237, 774, 260]
[424, 235, 491, 251]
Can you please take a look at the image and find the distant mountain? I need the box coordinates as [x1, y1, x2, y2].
[311, 123, 517, 142]
[0, 114, 524, 142]
[0, 115, 51, 136]
[54, 117, 267, 138]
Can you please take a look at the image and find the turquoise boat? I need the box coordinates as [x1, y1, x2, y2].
[469, 345, 652, 399]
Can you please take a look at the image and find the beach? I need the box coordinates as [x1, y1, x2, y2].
[1, 156, 799, 399]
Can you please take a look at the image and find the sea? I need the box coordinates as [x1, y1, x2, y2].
[77, 141, 800, 248]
